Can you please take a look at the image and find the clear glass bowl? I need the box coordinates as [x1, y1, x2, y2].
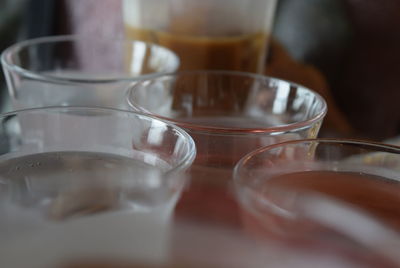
[1, 35, 179, 109]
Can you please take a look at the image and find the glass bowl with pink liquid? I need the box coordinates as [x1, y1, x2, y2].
[234, 139, 400, 263]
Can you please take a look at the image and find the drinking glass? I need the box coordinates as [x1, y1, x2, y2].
[0, 106, 195, 217]
[1, 35, 179, 110]
[127, 71, 327, 225]
[122, 0, 277, 72]
[0, 106, 195, 263]
[234, 139, 400, 240]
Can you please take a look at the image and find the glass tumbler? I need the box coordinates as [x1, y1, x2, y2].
[122, 0, 277, 72]
[0, 106, 195, 225]
[1, 35, 179, 110]
[127, 71, 327, 225]
[0, 106, 195, 267]
[234, 139, 400, 241]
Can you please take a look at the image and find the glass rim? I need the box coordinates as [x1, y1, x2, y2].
[234, 138, 400, 182]
[127, 70, 328, 134]
[0, 106, 196, 173]
[233, 138, 400, 231]
[0, 35, 180, 84]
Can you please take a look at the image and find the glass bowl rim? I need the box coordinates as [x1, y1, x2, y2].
[234, 138, 400, 184]
[127, 70, 328, 134]
[0, 35, 180, 84]
[0, 106, 196, 173]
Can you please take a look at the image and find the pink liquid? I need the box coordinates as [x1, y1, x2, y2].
[265, 170, 400, 230]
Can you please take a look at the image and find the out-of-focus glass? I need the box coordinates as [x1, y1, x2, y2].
[1, 35, 179, 110]
[234, 139, 400, 240]
[122, 0, 277, 73]
[0, 107, 196, 267]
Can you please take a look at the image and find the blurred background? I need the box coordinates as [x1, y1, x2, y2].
[1, 0, 400, 141]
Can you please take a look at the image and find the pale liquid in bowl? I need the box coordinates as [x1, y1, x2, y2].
[0, 151, 179, 267]
[13, 74, 130, 109]
[0, 151, 177, 220]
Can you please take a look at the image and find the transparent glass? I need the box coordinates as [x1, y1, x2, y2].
[122, 0, 277, 72]
[0, 106, 195, 227]
[127, 70, 326, 229]
[128, 71, 327, 181]
[1, 35, 179, 110]
[234, 139, 400, 256]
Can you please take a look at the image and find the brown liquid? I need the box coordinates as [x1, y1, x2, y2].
[125, 26, 268, 72]
[267, 171, 400, 230]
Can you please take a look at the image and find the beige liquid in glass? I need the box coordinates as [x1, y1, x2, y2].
[125, 26, 268, 72]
